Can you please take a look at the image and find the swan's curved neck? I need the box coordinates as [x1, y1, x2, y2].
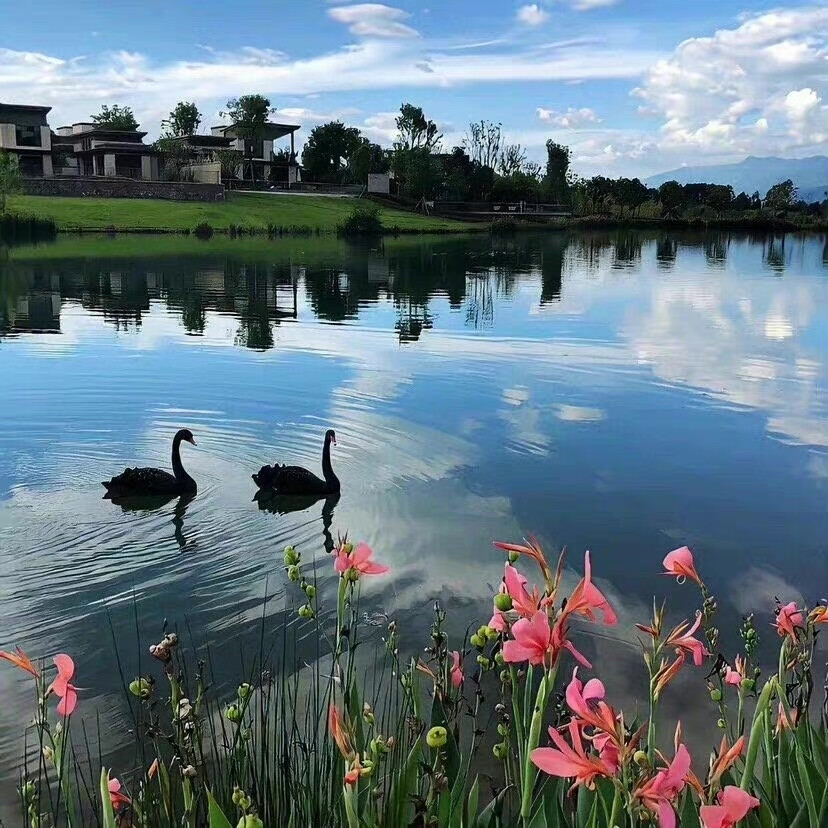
[172, 436, 196, 488]
[322, 438, 339, 488]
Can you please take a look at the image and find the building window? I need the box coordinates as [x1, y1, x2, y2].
[15, 124, 42, 147]
[18, 154, 45, 176]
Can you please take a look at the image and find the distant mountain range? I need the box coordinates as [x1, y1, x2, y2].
[645, 156, 828, 200]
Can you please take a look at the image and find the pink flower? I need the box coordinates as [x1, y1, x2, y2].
[551, 613, 592, 669]
[666, 612, 709, 666]
[724, 655, 746, 687]
[593, 733, 620, 775]
[503, 564, 543, 618]
[709, 736, 745, 786]
[450, 651, 463, 688]
[563, 552, 617, 627]
[565, 668, 618, 739]
[334, 543, 389, 578]
[699, 786, 760, 828]
[108, 778, 130, 809]
[662, 547, 702, 586]
[774, 602, 804, 640]
[488, 610, 508, 632]
[47, 654, 78, 717]
[634, 744, 692, 828]
[502, 611, 552, 666]
[531, 720, 616, 791]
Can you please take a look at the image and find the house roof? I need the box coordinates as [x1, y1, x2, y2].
[74, 141, 158, 155]
[58, 125, 148, 139]
[169, 134, 233, 147]
[212, 122, 300, 140]
[0, 102, 52, 113]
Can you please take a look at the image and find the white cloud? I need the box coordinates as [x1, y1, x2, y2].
[633, 6, 828, 158]
[327, 4, 419, 39]
[516, 4, 549, 26]
[537, 106, 601, 127]
[571, 0, 621, 8]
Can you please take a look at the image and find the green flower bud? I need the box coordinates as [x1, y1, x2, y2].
[469, 633, 484, 649]
[232, 787, 243, 806]
[304, 584, 316, 599]
[237, 816, 263, 828]
[426, 726, 448, 748]
[298, 604, 313, 619]
[21, 782, 36, 803]
[499, 669, 510, 684]
[633, 750, 648, 766]
[476, 655, 491, 669]
[742, 678, 756, 692]
[484, 626, 498, 642]
[507, 551, 520, 564]
[225, 703, 242, 724]
[717, 718, 726, 729]
[287, 565, 301, 582]
[346, 568, 360, 582]
[129, 677, 152, 699]
[495, 651, 505, 666]
[497, 723, 508, 737]
[238, 683, 252, 701]
[283, 546, 299, 566]
[493, 742, 508, 760]
[710, 688, 722, 702]
[494, 593, 513, 612]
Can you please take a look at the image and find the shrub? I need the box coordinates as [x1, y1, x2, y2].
[193, 221, 214, 239]
[337, 201, 383, 237]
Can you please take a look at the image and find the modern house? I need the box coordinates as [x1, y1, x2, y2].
[163, 134, 234, 184]
[210, 121, 301, 184]
[0, 102, 54, 176]
[53, 123, 160, 180]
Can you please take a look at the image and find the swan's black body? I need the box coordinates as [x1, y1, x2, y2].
[253, 429, 340, 496]
[102, 429, 198, 499]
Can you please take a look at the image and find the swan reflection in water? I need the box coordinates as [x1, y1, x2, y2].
[104, 493, 195, 549]
[254, 491, 341, 554]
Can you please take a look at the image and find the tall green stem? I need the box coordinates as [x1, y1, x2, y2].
[741, 677, 776, 792]
[521, 671, 551, 823]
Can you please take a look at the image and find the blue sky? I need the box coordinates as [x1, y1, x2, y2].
[1, 1, 827, 177]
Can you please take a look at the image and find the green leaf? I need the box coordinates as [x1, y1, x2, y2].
[99, 769, 117, 828]
[678, 789, 701, 828]
[474, 785, 511, 828]
[464, 775, 480, 828]
[206, 789, 234, 828]
[794, 747, 819, 827]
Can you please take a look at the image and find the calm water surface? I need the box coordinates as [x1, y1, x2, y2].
[1, 230, 827, 799]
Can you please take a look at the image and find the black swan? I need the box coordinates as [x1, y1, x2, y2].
[102, 429, 198, 499]
[252, 429, 340, 496]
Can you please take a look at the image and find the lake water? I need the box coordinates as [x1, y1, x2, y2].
[1, 229, 827, 801]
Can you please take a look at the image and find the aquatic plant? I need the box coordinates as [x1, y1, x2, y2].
[3, 536, 828, 828]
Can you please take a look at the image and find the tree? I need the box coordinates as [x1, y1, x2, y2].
[764, 179, 795, 213]
[463, 121, 502, 170]
[346, 139, 389, 185]
[91, 105, 139, 131]
[162, 101, 202, 138]
[612, 177, 650, 217]
[704, 184, 734, 217]
[658, 180, 685, 217]
[0, 150, 22, 212]
[499, 143, 528, 176]
[220, 95, 276, 182]
[543, 140, 571, 203]
[215, 148, 244, 180]
[394, 104, 442, 152]
[155, 137, 192, 181]
[301, 121, 363, 184]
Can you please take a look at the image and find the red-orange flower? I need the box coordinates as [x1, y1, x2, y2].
[329, 704, 356, 761]
[662, 547, 702, 586]
[774, 602, 804, 640]
[563, 552, 617, 627]
[708, 735, 745, 785]
[0, 646, 39, 678]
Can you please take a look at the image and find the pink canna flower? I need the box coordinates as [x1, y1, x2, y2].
[47, 654, 78, 717]
[593, 732, 620, 775]
[634, 744, 692, 828]
[563, 552, 617, 627]
[503, 564, 544, 618]
[565, 669, 618, 739]
[449, 650, 463, 688]
[662, 547, 702, 586]
[724, 655, 746, 687]
[666, 612, 709, 666]
[488, 610, 508, 633]
[531, 720, 616, 791]
[550, 612, 592, 669]
[699, 786, 760, 828]
[708, 736, 745, 786]
[329, 705, 356, 761]
[774, 602, 804, 640]
[108, 778, 131, 809]
[334, 543, 389, 578]
[775, 701, 800, 733]
[502, 611, 552, 666]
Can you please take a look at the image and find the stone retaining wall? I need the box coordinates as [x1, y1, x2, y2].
[22, 177, 225, 202]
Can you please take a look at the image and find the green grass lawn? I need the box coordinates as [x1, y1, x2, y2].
[7, 192, 476, 234]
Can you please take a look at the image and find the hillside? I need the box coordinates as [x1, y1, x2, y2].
[645, 155, 828, 197]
